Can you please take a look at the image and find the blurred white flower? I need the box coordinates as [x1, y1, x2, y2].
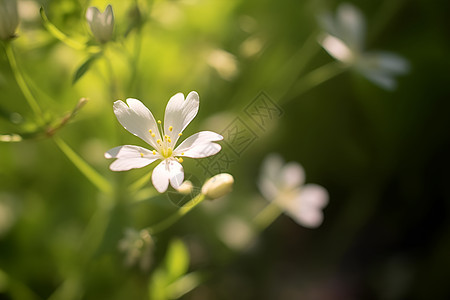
[105, 92, 223, 193]
[258, 154, 328, 228]
[0, 0, 19, 40]
[207, 49, 239, 81]
[86, 4, 114, 44]
[318, 3, 409, 90]
[118, 228, 153, 271]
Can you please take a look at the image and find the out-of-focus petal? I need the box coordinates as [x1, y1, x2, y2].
[336, 3, 365, 51]
[258, 154, 284, 200]
[320, 34, 354, 63]
[287, 184, 328, 228]
[281, 162, 305, 190]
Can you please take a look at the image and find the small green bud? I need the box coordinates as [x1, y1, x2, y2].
[201, 173, 234, 199]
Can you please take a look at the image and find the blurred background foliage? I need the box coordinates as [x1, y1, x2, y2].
[1, 0, 450, 299]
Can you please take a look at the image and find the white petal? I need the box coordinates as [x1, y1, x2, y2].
[258, 154, 285, 200]
[105, 145, 159, 171]
[104, 4, 114, 27]
[299, 184, 329, 208]
[336, 3, 365, 51]
[320, 35, 354, 63]
[113, 99, 161, 149]
[287, 184, 328, 228]
[281, 162, 305, 190]
[258, 177, 279, 201]
[104, 145, 160, 159]
[164, 91, 200, 146]
[363, 52, 410, 74]
[260, 154, 284, 183]
[168, 160, 184, 189]
[85, 7, 99, 23]
[109, 158, 157, 171]
[151, 160, 185, 193]
[360, 70, 397, 90]
[173, 131, 223, 158]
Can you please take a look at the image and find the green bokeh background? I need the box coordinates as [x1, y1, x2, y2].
[1, 0, 449, 299]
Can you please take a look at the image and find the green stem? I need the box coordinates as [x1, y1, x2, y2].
[39, 7, 100, 54]
[4, 42, 43, 121]
[126, 27, 143, 95]
[54, 136, 113, 196]
[129, 171, 152, 193]
[283, 61, 347, 104]
[147, 193, 205, 234]
[271, 31, 321, 100]
[103, 53, 118, 100]
[252, 201, 282, 232]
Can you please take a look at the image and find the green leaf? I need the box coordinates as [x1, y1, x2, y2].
[165, 238, 190, 283]
[72, 55, 99, 84]
[148, 269, 168, 300]
[166, 272, 203, 299]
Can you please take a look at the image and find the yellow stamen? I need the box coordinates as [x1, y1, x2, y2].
[181, 152, 184, 155]
[157, 120, 161, 124]
[151, 133, 155, 137]
[177, 157, 184, 163]
[152, 150, 156, 155]
[157, 139, 162, 144]
[178, 133, 182, 136]
[164, 135, 169, 140]
[169, 126, 173, 131]
[140, 153, 144, 158]
[148, 129, 152, 133]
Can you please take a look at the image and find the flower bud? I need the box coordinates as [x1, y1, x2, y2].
[86, 5, 114, 44]
[0, 0, 19, 41]
[201, 173, 234, 199]
[176, 180, 193, 195]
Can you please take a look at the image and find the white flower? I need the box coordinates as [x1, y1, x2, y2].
[86, 4, 114, 44]
[318, 3, 409, 90]
[258, 154, 328, 228]
[0, 0, 19, 40]
[105, 91, 223, 193]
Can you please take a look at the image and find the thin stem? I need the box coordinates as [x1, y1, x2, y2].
[4, 42, 43, 121]
[103, 53, 118, 100]
[271, 31, 321, 100]
[282, 61, 347, 104]
[147, 193, 206, 235]
[54, 136, 113, 196]
[126, 28, 143, 95]
[39, 7, 100, 54]
[252, 201, 282, 232]
[129, 171, 152, 193]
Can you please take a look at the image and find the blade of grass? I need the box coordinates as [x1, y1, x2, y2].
[54, 136, 113, 195]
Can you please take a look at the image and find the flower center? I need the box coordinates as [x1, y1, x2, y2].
[162, 147, 173, 159]
[148, 121, 182, 161]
